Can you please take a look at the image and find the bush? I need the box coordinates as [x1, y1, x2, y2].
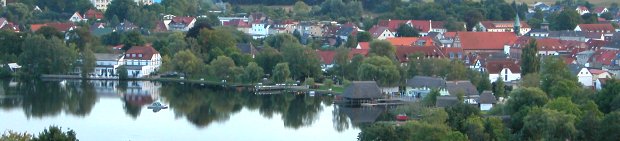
[33, 126, 78, 141]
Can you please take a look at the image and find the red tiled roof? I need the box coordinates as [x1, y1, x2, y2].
[536, 38, 569, 51]
[410, 20, 431, 33]
[480, 21, 531, 29]
[485, 59, 521, 74]
[586, 40, 607, 50]
[357, 42, 370, 50]
[563, 56, 576, 64]
[316, 50, 336, 64]
[444, 32, 457, 38]
[577, 6, 589, 11]
[592, 49, 619, 65]
[377, 20, 408, 31]
[125, 44, 160, 60]
[368, 26, 390, 38]
[386, 37, 418, 46]
[577, 24, 615, 33]
[589, 69, 607, 75]
[84, 9, 104, 19]
[348, 49, 369, 59]
[457, 32, 517, 50]
[171, 17, 195, 25]
[30, 22, 77, 32]
[153, 21, 167, 32]
[395, 45, 444, 62]
[0, 21, 19, 32]
[223, 19, 250, 27]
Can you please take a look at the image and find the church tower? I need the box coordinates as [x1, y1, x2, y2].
[514, 13, 521, 36]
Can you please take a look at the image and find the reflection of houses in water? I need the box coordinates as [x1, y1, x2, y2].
[92, 81, 161, 107]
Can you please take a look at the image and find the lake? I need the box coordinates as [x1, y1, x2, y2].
[0, 80, 386, 141]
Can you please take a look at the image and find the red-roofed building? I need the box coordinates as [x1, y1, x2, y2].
[30, 22, 77, 32]
[123, 44, 162, 78]
[591, 49, 620, 66]
[356, 42, 370, 50]
[377, 19, 450, 36]
[576, 6, 590, 15]
[454, 32, 517, 54]
[368, 26, 395, 40]
[348, 48, 369, 59]
[377, 19, 408, 32]
[316, 50, 336, 72]
[593, 7, 609, 16]
[223, 19, 251, 33]
[574, 24, 616, 40]
[169, 17, 196, 31]
[473, 21, 531, 35]
[386, 37, 418, 46]
[69, 12, 85, 22]
[0, 18, 19, 32]
[586, 40, 607, 50]
[536, 38, 570, 55]
[395, 45, 444, 63]
[485, 58, 521, 82]
[83, 9, 104, 21]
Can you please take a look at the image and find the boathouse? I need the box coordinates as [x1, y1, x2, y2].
[342, 81, 383, 104]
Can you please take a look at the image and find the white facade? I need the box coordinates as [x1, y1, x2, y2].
[377, 29, 395, 40]
[1, 0, 5, 7]
[576, 68, 593, 87]
[404, 87, 450, 98]
[488, 68, 521, 82]
[576, 7, 590, 15]
[251, 23, 270, 39]
[122, 54, 161, 78]
[69, 12, 85, 22]
[91, 0, 111, 11]
[480, 104, 493, 111]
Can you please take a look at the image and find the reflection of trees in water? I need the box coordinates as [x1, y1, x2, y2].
[0, 80, 98, 118]
[332, 105, 350, 132]
[159, 82, 331, 129]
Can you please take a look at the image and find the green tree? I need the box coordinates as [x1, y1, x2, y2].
[105, 0, 138, 21]
[1, 130, 33, 141]
[304, 77, 315, 86]
[577, 101, 603, 141]
[32, 126, 78, 141]
[263, 33, 299, 50]
[344, 34, 358, 48]
[356, 31, 372, 42]
[255, 47, 283, 75]
[333, 47, 350, 78]
[596, 79, 620, 113]
[195, 27, 239, 63]
[368, 40, 396, 60]
[346, 54, 364, 80]
[18, 35, 78, 77]
[520, 72, 540, 88]
[494, 76, 506, 98]
[35, 26, 64, 39]
[522, 108, 577, 140]
[598, 111, 620, 141]
[121, 31, 146, 51]
[521, 38, 539, 76]
[117, 65, 128, 80]
[281, 42, 321, 80]
[581, 13, 598, 24]
[446, 103, 481, 132]
[540, 57, 579, 98]
[553, 9, 583, 30]
[293, 1, 311, 16]
[210, 56, 236, 80]
[4, 3, 31, 24]
[440, 131, 469, 141]
[423, 88, 441, 106]
[396, 24, 420, 37]
[357, 56, 400, 86]
[272, 63, 291, 83]
[464, 116, 489, 141]
[243, 62, 264, 83]
[544, 97, 583, 117]
[172, 50, 203, 77]
[485, 117, 509, 141]
[506, 87, 549, 132]
[80, 47, 96, 78]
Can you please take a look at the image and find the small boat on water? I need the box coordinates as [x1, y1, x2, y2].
[147, 102, 168, 109]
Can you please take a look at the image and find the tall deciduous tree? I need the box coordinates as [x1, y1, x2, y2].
[344, 34, 358, 48]
[598, 111, 620, 141]
[80, 47, 96, 78]
[521, 38, 539, 76]
[522, 107, 577, 140]
[255, 47, 283, 75]
[272, 63, 291, 83]
[595, 79, 620, 113]
[244, 62, 264, 83]
[357, 56, 400, 86]
[369, 40, 396, 60]
[494, 76, 506, 98]
[553, 9, 583, 30]
[356, 31, 372, 42]
[105, 0, 138, 21]
[18, 35, 78, 77]
[281, 42, 321, 80]
[210, 56, 236, 80]
[540, 57, 579, 97]
[173, 50, 203, 77]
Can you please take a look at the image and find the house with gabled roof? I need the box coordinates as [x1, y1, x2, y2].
[316, 50, 336, 72]
[342, 81, 383, 104]
[473, 20, 531, 35]
[593, 7, 609, 16]
[569, 64, 593, 87]
[395, 45, 445, 64]
[486, 58, 521, 82]
[479, 91, 497, 111]
[368, 26, 395, 40]
[122, 44, 161, 78]
[30, 22, 78, 33]
[0, 17, 19, 32]
[168, 17, 196, 31]
[576, 6, 590, 15]
[83, 9, 104, 21]
[405, 76, 449, 99]
[452, 32, 517, 54]
[574, 24, 616, 41]
[385, 37, 418, 46]
[69, 12, 85, 22]
[446, 80, 479, 104]
[94, 53, 123, 78]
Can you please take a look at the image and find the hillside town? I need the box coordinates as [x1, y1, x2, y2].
[2, 0, 620, 140]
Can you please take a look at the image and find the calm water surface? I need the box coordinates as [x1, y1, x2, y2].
[0, 80, 381, 141]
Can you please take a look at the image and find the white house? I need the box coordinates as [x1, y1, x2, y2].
[69, 12, 85, 22]
[94, 53, 123, 78]
[479, 91, 497, 111]
[405, 76, 450, 99]
[168, 17, 196, 32]
[576, 6, 590, 15]
[368, 26, 395, 40]
[250, 21, 270, 39]
[486, 60, 521, 82]
[570, 65, 593, 87]
[122, 45, 161, 78]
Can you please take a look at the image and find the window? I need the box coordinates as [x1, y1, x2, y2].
[131, 54, 135, 57]
[138, 54, 142, 57]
